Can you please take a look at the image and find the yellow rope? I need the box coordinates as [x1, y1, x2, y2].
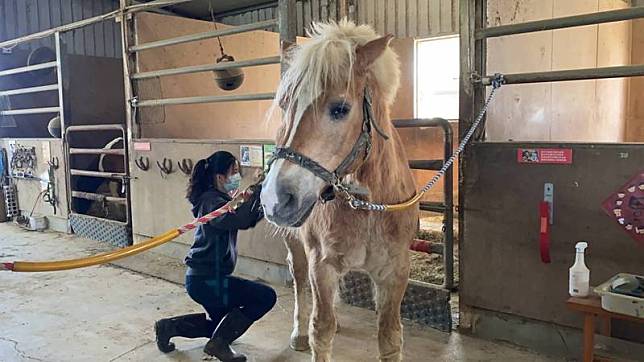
[382, 192, 424, 212]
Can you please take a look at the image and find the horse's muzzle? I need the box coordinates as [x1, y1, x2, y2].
[262, 183, 317, 227]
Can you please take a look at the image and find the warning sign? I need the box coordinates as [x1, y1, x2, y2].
[601, 170, 644, 246]
[517, 148, 573, 164]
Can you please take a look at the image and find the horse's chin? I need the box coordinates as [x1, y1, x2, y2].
[266, 199, 316, 228]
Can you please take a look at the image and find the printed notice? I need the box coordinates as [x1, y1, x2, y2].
[263, 144, 276, 171]
[517, 148, 573, 164]
[240, 145, 263, 168]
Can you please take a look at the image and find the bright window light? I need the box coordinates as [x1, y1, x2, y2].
[415, 36, 460, 120]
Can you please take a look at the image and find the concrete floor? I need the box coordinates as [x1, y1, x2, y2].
[0, 223, 557, 362]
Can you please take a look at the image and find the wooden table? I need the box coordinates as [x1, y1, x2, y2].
[566, 295, 644, 362]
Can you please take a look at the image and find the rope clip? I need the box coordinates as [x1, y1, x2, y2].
[491, 73, 505, 89]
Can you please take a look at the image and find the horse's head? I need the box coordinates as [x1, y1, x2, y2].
[262, 21, 400, 227]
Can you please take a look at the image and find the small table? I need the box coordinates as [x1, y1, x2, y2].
[566, 295, 644, 362]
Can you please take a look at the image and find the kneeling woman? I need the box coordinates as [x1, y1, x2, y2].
[155, 151, 276, 362]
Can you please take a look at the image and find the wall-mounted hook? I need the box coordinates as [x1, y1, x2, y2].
[135, 156, 149, 171]
[156, 157, 173, 177]
[47, 156, 59, 170]
[178, 158, 193, 176]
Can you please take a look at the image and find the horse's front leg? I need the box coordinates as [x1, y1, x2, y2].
[284, 235, 310, 351]
[308, 252, 339, 362]
[370, 251, 410, 362]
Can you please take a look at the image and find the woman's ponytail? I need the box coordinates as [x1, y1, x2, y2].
[186, 159, 209, 204]
[185, 151, 237, 205]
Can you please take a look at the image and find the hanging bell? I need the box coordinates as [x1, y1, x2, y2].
[47, 115, 62, 138]
[213, 54, 245, 91]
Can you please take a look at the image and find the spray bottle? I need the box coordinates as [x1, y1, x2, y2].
[569, 241, 590, 297]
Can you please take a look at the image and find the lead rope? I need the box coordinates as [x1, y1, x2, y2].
[346, 74, 504, 212]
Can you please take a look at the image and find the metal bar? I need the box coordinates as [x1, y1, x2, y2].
[0, 61, 57, 77]
[55, 32, 71, 218]
[130, 19, 279, 52]
[66, 124, 124, 132]
[410, 239, 444, 255]
[69, 148, 125, 156]
[70, 212, 129, 226]
[0, 0, 190, 49]
[135, 93, 276, 107]
[70, 169, 127, 179]
[0, 84, 59, 97]
[72, 191, 127, 204]
[441, 119, 455, 291]
[477, 6, 644, 39]
[409, 160, 443, 171]
[482, 64, 644, 86]
[55, 32, 66, 140]
[396, 117, 455, 289]
[132, 56, 281, 80]
[393, 118, 453, 130]
[121, 0, 136, 239]
[0, 107, 60, 116]
[420, 201, 446, 213]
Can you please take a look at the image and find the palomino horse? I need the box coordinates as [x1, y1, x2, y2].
[261, 21, 418, 361]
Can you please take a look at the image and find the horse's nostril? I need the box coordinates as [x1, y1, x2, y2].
[281, 192, 297, 209]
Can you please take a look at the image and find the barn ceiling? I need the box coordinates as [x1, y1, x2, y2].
[140, 0, 277, 20]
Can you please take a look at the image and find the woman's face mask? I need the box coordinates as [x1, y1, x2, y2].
[224, 173, 242, 192]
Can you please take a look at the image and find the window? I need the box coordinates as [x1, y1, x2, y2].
[415, 36, 460, 120]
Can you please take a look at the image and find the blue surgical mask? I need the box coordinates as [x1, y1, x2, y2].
[224, 173, 241, 192]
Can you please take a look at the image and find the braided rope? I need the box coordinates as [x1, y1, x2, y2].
[176, 189, 254, 234]
[350, 76, 504, 211]
[177, 204, 235, 234]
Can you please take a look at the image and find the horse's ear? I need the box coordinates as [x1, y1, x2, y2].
[281, 41, 298, 66]
[356, 34, 394, 69]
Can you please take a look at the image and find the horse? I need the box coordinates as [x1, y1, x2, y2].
[261, 20, 418, 362]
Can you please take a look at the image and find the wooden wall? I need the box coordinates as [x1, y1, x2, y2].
[486, 0, 633, 142]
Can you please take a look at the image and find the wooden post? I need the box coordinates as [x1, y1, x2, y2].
[458, 0, 487, 322]
[583, 314, 595, 362]
[339, 0, 348, 19]
[278, 0, 297, 74]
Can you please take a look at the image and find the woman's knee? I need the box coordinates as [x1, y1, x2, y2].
[251, 284, 277, 319]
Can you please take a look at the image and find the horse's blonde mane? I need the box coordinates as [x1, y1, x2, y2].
[273, 19, 400, 133]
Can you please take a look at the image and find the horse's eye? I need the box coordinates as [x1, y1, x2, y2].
[329, 103, 351, 121]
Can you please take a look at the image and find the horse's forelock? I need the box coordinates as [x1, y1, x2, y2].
[268, 20, 400, 142]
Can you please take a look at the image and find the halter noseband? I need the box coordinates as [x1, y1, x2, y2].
[269, 88, 388, 202]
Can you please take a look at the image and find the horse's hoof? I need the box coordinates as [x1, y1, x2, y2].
[289, 335, 310, 351]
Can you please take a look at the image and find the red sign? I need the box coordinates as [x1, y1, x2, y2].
[133, 142, 151, 151]
[601, 170, 644, 246]
[517, 148, 573, 164]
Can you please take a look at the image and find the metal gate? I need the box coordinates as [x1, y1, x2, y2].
[340, 118, 456, 332]
[64, 123, 132, 247]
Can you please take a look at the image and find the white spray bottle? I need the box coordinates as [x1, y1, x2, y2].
[569, 241, 590, 297]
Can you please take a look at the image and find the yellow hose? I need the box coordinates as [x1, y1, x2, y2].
[11, 229, 181, 272]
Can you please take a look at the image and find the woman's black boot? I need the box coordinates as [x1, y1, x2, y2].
[203, 308, 253, 361]
[155, 313, 216, 353]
